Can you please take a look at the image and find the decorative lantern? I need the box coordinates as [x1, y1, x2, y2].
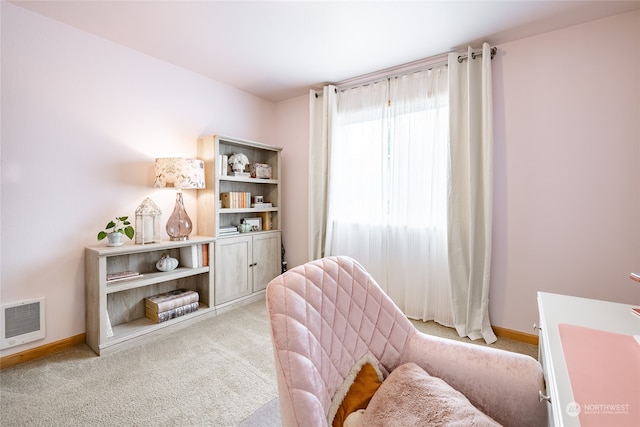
[135, 197, 162, 244]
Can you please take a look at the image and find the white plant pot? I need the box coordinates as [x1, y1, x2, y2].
[107, 232, 124, 247]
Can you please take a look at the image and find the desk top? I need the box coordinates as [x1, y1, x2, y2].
[537, 292, 640, 427]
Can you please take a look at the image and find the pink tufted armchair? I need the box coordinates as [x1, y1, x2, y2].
[266, 256, 547, 427]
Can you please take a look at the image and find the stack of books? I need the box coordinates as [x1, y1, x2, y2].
[145, 289, 199, 323]
[250, 202, 273, 209]
[219, 225, 239, 236]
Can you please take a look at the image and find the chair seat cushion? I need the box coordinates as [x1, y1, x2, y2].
[360, 362, 502, 426]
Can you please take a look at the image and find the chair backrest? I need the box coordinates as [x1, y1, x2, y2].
[266, 256, 416, 427]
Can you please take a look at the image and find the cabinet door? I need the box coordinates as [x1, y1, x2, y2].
[215, 236, 252, 305]
[252, 232, 281, 292]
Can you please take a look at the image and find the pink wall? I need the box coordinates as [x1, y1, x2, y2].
[491, 10, 640, 332]
[0, 3, 275, 357]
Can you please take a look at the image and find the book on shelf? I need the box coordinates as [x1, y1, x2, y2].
[218, 155, 228, 176]
[250, 202, 273, 209]
[144, 289, 200, 313]
[220, 192, 252, 209]
[219, 226, 239, 236]
[179, 244, 208, 268]
[106, 271, 142, 282]
[146, 301, 199, 323]
[180, 245, 199, 268]
[201, 244, 209, 267]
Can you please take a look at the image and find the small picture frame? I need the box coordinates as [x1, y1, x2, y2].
[242, 217, 262, 232]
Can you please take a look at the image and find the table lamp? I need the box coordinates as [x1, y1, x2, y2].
[154, 158, 205, 241]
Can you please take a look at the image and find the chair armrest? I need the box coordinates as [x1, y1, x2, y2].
[399, 332, 547, 427]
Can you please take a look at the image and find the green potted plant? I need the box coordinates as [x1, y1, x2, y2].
[98, 216, 135, 247]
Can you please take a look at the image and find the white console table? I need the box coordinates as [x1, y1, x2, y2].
[537, 292, 639, 426]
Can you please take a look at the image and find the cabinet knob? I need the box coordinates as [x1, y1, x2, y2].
[538, 390, 551, 403]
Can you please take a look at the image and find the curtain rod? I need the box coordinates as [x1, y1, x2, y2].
[333, 46, 497, 91]
[457, 46, 497, 63]
[334, 53, 448, 90]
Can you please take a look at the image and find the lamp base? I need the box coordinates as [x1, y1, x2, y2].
[166, 192, 193, 241]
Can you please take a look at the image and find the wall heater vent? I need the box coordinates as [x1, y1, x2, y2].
[1, 297, 45, 350]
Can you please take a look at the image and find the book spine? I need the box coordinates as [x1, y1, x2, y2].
[146, 292, 199, 313]
[201, 244, 209, 267]
[220, 191, 255, 209]
[147, 302, 199, 323]
[219, 155, 229, 176]
[180, 245, 199, 268]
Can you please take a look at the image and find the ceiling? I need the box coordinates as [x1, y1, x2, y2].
[11, 1, 640, 102]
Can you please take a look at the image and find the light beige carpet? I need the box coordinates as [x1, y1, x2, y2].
[1, 300, 278, 426]
[1, 298, 537, 426]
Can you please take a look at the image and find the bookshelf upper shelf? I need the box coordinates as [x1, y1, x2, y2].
[218, 175, 278, 185]
[86, 236, 214, 256]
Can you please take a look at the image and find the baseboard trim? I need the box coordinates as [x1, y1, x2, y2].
[1, 323, 538, 369]
[0, 333, 86, 370]
[493, 326, 539, 346]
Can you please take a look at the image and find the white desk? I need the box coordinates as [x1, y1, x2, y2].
[537, 292, 639, 426]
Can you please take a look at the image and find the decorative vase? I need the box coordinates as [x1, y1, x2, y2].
[166, 192, 193, 241]
[107, 232, 124, 247]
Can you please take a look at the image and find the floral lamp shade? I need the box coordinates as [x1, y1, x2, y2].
[154, 158, 205, 190]
[154, 158, 205, 241]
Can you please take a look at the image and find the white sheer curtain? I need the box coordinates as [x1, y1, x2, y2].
[448, 43, 497, 343]
[325, 66, 453, 325]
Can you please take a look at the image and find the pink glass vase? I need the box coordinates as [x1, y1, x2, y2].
[166, 192, 193, 241]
